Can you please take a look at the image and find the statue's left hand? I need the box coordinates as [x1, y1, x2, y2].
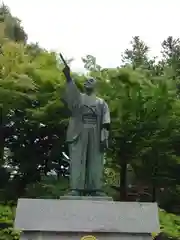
[100, 128, 109, 152]
[100, 140, 108, 152]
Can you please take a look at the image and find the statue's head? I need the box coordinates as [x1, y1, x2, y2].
[84, 77, 96, 95]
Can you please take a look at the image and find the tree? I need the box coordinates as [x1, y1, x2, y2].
[122, 36, 149, 69]
[90, 65, 180, 202]
[82, 54, 101, 71]
[0, 40, 36, 162]
[161, 37, 180, 75]
[0, 3, 27, 42]
[3, 49, 70, 199]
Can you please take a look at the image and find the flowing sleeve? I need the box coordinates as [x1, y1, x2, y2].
[63, 80, 81, 111]
[100, 101, 110, 148]
[102, 101, 110, 125]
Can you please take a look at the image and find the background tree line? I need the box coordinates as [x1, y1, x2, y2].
[0, 3, 180, 240]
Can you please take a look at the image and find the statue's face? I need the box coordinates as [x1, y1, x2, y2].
[84, 78, 96, 95]
[84, 87, 94, 95]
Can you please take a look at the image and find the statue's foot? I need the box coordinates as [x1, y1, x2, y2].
[93, 191, 108, 197]
[66, 190, 80, 196]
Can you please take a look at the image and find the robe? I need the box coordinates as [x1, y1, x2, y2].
[64, 80, 110, 191]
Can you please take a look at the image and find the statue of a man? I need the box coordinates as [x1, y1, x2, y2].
[62, 60, 110, 196]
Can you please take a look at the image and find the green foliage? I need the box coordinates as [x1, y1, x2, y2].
[0, 4, 27, 42]
[122, 36, 149, 69]
[0, 205, 20, 239]
[25, 175, 69, 198]
[0, 228, 20, 240]
[159, 209, 180, 239]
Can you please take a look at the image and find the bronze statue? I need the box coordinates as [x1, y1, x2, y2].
[61, 54, 110, 196]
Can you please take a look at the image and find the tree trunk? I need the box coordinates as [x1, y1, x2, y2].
[152, 185, 156, 202]
[0, 107, 4, 165]
[120, 158, 127, 201]
[152, 155, 158, 202]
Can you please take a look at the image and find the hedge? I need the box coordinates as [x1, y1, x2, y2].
[0, 205, 20, 240]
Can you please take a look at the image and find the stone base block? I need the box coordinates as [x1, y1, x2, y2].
[14, 198, 160, 240]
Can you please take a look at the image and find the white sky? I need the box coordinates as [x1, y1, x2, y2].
[3, 0, 180, 71]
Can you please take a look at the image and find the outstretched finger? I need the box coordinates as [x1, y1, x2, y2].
[60, 53, 68, 67]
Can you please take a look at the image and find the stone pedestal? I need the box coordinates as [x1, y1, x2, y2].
[14, 198, 160, 240]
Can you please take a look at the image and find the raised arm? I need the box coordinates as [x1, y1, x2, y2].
[60, 53, 72, 83]
[61, 55, 81, 110]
